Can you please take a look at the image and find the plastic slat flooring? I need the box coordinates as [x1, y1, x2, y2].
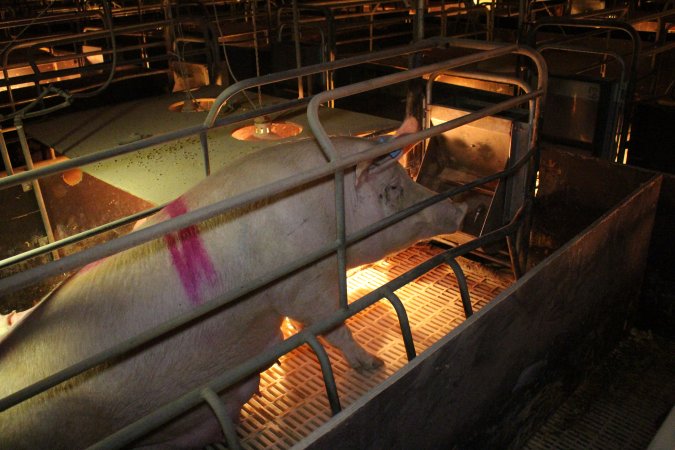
[212, 243, 514, 449]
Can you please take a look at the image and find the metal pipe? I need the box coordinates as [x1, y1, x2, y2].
[336, 170, 349, 309]
[201, 388, 242, 450]
[199, 131, 210, 176]
[0, 204, 164, 270]
[0, 88, 542, 297]
[305, 333, 342, 415]
[383, 286, 417, 361]
[204, 37, 446, 126]
[506, 234, 523, 279]
[292, 0, 304, 98]
[85, 215, 523, 450]
[446, 257, 473, 317]
[13, 117, 58, 260]
[0, 124, 14, 176]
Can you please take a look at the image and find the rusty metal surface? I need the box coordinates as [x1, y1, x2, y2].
[296, 174, 661, 449]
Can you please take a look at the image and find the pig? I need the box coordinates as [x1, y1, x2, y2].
[0, 117, 467, 449]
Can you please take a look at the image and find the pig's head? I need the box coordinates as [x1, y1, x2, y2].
[345, 118, 468, 268]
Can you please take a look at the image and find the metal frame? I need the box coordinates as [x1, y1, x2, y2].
[528, 19, 641, 161]
[0, 39, 547, 449]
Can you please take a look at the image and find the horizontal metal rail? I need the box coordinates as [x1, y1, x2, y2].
[0, 40, 546, 449]
[0, 133, 536, 412]
[88, 209, 525, 450]
[0, 85, 542, 405]
[0, 204, 165, 270]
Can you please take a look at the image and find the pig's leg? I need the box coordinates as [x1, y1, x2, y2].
[323, 324, 384, 371]
[276, 269, 383, 372]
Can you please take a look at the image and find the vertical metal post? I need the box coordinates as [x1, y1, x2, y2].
[415, 0, 426, 42]
[291, 0, 304, 98]
[0, 125, 14, 176]
[14, 117, 58, 260]
[200, 131, 210, 176]
[335, 170, 349, 310]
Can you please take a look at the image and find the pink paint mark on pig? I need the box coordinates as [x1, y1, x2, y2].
[164, 198, 218, 305]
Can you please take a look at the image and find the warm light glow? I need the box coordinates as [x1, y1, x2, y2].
[0, 61, 81, 92]
[281, 316, 301, 339]
[231, 121, 303, 141]
[82, 45, 104, 64]
[62, 168, 83, 186]
[167, 98, 215, 113]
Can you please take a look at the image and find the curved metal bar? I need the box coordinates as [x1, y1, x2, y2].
[0, 138, 534, 413]
[445, 257, 473, 318]
[0, 43, 547, 448]
[528, 19, 639, 159]
[304, 333, 342, 415]
[200, 388, 242, 450]
[382, 286, 417, 361]
[203, 37, 445, 126]
[308, 43, 548, 160]
[4, 203, 526, 449]
[0, 87, 542, 298]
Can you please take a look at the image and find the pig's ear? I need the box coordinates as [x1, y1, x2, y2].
[394, 116, 419, 138]
[354, 117, 420, 187]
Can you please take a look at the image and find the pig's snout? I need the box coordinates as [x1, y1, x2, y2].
[423, 198, 468, 236]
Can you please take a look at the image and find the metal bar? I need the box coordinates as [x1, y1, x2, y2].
[86, 216, 523, 449]
[14, 118, 58, 259]
[203, 37, 446, 126]
[445, 257, 473, 318]
[0, 125, 14, 176]
[0, 89, 542, 297]
[336, 170, 349, 309]
[304, 333, 342, 415]
[383, 286, 417, 361]
[200, 388, 242, 450]
[0, 204, 164, 270]
[292, 0, 304, 98]
[0, 137, 535, 414]
[199, 131, 211, 176]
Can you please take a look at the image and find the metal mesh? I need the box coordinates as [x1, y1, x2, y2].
[230, 243, 514, 449]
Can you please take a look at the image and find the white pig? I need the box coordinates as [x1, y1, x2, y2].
[0, 118, 467, 448]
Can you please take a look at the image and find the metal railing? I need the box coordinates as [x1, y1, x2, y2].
[528, 19, 641, 161]
[0, 39, 547, 449]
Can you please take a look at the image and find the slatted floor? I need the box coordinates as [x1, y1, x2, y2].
[214, 243, 514, 449]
